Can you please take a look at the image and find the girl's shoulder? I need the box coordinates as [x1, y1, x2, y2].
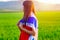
[20, 19, 24, 23]
[27, 17, 36, 23]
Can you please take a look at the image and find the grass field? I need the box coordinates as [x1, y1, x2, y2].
[0, 11, 60, 40]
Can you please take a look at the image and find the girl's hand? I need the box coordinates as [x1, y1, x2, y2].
[19, 25, 23, 30]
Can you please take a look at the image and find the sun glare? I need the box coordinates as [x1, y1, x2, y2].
[35, 0, 60, 4]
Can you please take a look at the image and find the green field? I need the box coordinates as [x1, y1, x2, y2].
[0, 11, 60, 40]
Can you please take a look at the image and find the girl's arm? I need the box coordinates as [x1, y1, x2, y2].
[17, 21, 22, 31]
[17, 21, 35, 36]
[19, 25, 36, 36]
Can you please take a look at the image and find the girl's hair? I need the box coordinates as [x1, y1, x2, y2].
[23, 1, 36, 22]
[23, 1, 35, 14]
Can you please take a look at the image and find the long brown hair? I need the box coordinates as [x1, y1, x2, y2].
[23, 1, 36, 21]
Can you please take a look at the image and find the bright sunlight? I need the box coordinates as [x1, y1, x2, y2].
[35, 0, 60, 4]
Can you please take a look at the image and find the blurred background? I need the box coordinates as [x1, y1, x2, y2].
[0, 0, 60, 11]
[0, 0, 60, 40]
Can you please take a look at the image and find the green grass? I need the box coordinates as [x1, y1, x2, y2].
[0, 11, 60, 40]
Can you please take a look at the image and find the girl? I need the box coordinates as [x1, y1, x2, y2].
[17, 0, 38, 40]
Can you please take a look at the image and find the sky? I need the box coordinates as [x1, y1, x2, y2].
[36, 0, 60, 4]
[0, 0, 18, 2]
[0, 0, 60, 4]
